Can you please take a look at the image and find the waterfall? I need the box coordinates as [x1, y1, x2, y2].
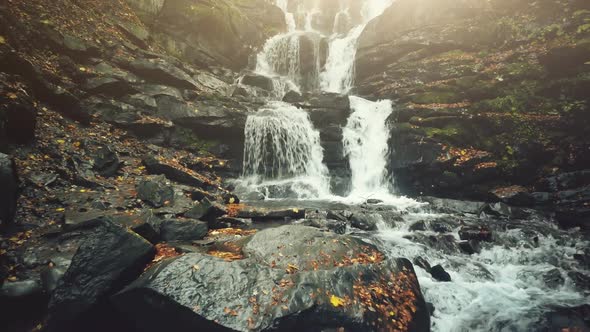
[242, 0, 399, 201]
[343, 96, 395, 200]
[320, 0, 394, 93]
[240, 102, 330, 199]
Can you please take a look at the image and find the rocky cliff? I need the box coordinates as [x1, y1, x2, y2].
[356, 0, 590, 225]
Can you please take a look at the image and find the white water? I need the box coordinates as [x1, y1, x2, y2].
[343, 96, 396, 201]
[320, 0, 394, 93]
[240, 102, 331, 199]
[375, 215, 590, 332]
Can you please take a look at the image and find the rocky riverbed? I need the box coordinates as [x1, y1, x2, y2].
[1, 0, 589, 331]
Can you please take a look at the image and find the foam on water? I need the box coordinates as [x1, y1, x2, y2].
[376, 215, 590, 332]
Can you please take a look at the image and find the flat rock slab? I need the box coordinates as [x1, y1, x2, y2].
[113, 225, 430, 332]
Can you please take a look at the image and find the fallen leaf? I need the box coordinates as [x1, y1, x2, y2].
[330, 295, 345, 308]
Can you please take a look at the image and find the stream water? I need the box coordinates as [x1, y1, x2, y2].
[234, 1, 590, 331]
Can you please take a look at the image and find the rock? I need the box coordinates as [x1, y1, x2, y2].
[240, 73, 274, 91]
[538, 170, 590, 192]
[326, 210, 351, 223]
[420, 197, 485, 215]
[555, 207, 590, 230]
[113, 225, 430, 332]
[160, 219, 208, 242]
[27, 171, 58, 187]
[304, 218, 347, 234]
[568, 271, 590, 291]
[214, 216, 253, 229]
[0, 90, 37, 144]
[350, 212, 378, 231]
[196, 197, 228, 225]
[542, 269, 564, 288]
[0, 153, 18, 230]
[282, 90, 303, 103]
[479, 202, 513, 218]
[430, 264, 452, 282]
[127, 0, 285, 69]
[91, 145, 121, 177]
[410, 221, 427, 232]
[235, 207, 305, 221]
[366, 198, 384, 204]
[136, 175, 175, 208]
[459, 226, 493, 242]
[0, 52, 87, 123]
[125, 57, 198, 90]
[116, 21, 150, 48]
[458, 240, 480, 255]
[413, 256, 432, 272]
[538, 304, 590, 332]
[82, 76, 138, 97]
[0, 279, 42, 299]
[47, 218, 154, 331]
[183, 201, 211, 220]
[142, 155, 209, 189]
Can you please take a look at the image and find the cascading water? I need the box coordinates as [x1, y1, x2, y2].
[374, 211, 590, 332]
[243, 0, 401, 201]
[343, 96, 394, 200]
[239, 102, 330, 199]
[320, 0, 394, 93]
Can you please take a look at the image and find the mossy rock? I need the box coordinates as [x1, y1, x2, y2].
[409, 91, 464, 104]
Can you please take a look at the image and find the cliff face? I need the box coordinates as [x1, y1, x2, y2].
[356, 0, 590, 210]
[125, 0, 285, 70]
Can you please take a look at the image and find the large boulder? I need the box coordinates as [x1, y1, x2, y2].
[113, 225, 430, 332]
[0, 153, 18, 230]
[46, 218, 155, 331]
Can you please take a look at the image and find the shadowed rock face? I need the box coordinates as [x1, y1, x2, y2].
[0, 153, 18, 229]
[125, 0, 286, 70]
[113, 225, 430, 332]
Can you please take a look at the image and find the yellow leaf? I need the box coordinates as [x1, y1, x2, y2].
[55, 208, 65, 212]
[56, 139, 65, 144]
[330, 295, 345, 308]
[79, 67, 87, 72]
[0, 35, 5, 44]
[292, 208, 299, 213]
[229, 197, 235, 204]
[7, 93, 18, 99]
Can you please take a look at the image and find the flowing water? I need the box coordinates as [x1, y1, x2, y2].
[240, 102, 330, 199]
[236, 1, 589, 331]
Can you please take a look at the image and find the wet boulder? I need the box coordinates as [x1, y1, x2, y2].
[235, 207, 305, 221]
[0, 153, 18, 230]
[137, 175, 175, 208]
[46, 218, 154, 331]
[160, 218, 208, 242]
[113, 225, 430, 332]
[459, 226, 493, 242]
[240, 73, 274, 91]
[350, 212, 378, 231]
[430, 264, 452, 282]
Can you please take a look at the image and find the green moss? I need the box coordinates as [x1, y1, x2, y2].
[424, 126, 460, 139]
[174, 127, 216, 152]
[410, 91, 462, 104]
